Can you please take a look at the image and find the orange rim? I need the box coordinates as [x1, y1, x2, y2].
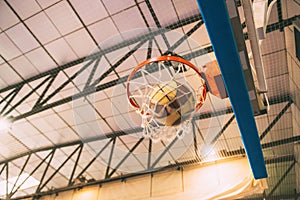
[126, 55, 207, 111]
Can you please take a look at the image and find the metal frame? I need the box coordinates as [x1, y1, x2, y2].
[0, 0, 298, 198]
[0, 94, 289, 166]
[267, 160, 296, 198]
[260, 99, 293, 140]
[3, 149, 297, 200]
[0, 94, 295, 199]
[0, 15, 297, 122]
[0, 17, 202, 122]
[0, 95, 294, 199]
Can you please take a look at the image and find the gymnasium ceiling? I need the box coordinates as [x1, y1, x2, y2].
[0, 0, 299, 199]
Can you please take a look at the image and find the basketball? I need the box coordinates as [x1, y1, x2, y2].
[148, 81, 195, 126]
[149, 81, 178, 105]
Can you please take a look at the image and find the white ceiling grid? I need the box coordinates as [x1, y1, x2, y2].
[0, 0, 298, 198]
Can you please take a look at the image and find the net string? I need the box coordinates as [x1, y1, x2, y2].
[127, 59, 206, 142]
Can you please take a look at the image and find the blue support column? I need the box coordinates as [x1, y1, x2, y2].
[196, 0, 267, 179]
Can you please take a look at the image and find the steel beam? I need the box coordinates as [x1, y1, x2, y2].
[37, 145, 81, 193]
[105, 138, 116, 179]
[10, 154, 295, 200]
[0, 94, 290, 166]
[0, 87, 21, 115]
[267, 160, 296, 198]
[88, 39, 147, 89]
[192, 119, 200, 161]
[224, 135, 300, 156]
[244, 15, 299, 40]
[260, 99, 293, 140]
[147, 139, 152, 170]
[167, 21, 204, 53]
[9, 151, 53, 198]
[76, 139, 113, 181]
[276, 0, 283, 31]
[10, 154, 31, 193]
[144, 0, 171, 48]
[0, 14, 202, 94]
[151, 131, 181, 169]
[33, 73, 58, 109]
[35, 149, 56, 193]
[264, 154, 295, 164]
[83, 58, 101, 90]
[68, 144, 83, 186]
[41, 59, 96, 106]
[1, 21, 202, 122]
[242, 192, 300, 200]
[108, 138, 144, 178]
[210, 115, 235, 144]
[2, 75, 53, 116]
[6, 162, 8, 199]
[262, 135, 300, 149]
[1, 15, 297, 123]
[0, 163, 5, 176]
[146, 40, 153, 59]
[0, 7, 297, 198]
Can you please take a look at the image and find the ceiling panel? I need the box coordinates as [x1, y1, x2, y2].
[6, 23, 39, 53]
[25, 12, 61, 44]
[12, 120, 40, 138]
[94, 98, 114, 118]
[45, 1, 83, 35]
[25, 47, 57, 73]
[20, 134, 53, 149]
[44, 176, 68, 191]
[44, 38, 78, 65]
[102, 0, 135, 15]
[0, 0, 19, 30]
[8, 0, 41, 19]
[0, 56, 4, 65]
[95, 119, 114, 134]
[0, 63, 22, 85]
[0, 0, 299, 198]
[0, 139, 29, 159]
[8, 56, 39, 79]
[0, 33, 22, 60]
[88, 17, 120, 48]
[285, 0, 300, 18]
[267, 74, 290, 98]
[105, 115, 130, 132]
[111, 93, 133, 115]
[36, 0, 61, 9]
[261, 30, 285, 55]
[75, 123, 100, 139]
[266, 3, 279, 25]
[112, 6, 147, 37]
[125, 110, 143, 129]
[263, 50, 288, 79]
[141, 0, 178, 27]
[70, 0, 108, 25]
[62, 127, 82, 141]
[172, 0, 199, 20]
[64, 28, 97, 58]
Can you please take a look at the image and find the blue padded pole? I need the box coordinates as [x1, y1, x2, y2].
[196, 0, 267, 179]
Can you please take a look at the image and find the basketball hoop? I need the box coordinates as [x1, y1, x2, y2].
[126, 55, 207, 142]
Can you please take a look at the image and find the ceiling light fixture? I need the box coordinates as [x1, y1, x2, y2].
[0, 173, 40, 196]
[0, 116, 12, 132]
[200, 144, 220, 162]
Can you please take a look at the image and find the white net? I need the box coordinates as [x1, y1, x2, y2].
[127, 56, 206, 142]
